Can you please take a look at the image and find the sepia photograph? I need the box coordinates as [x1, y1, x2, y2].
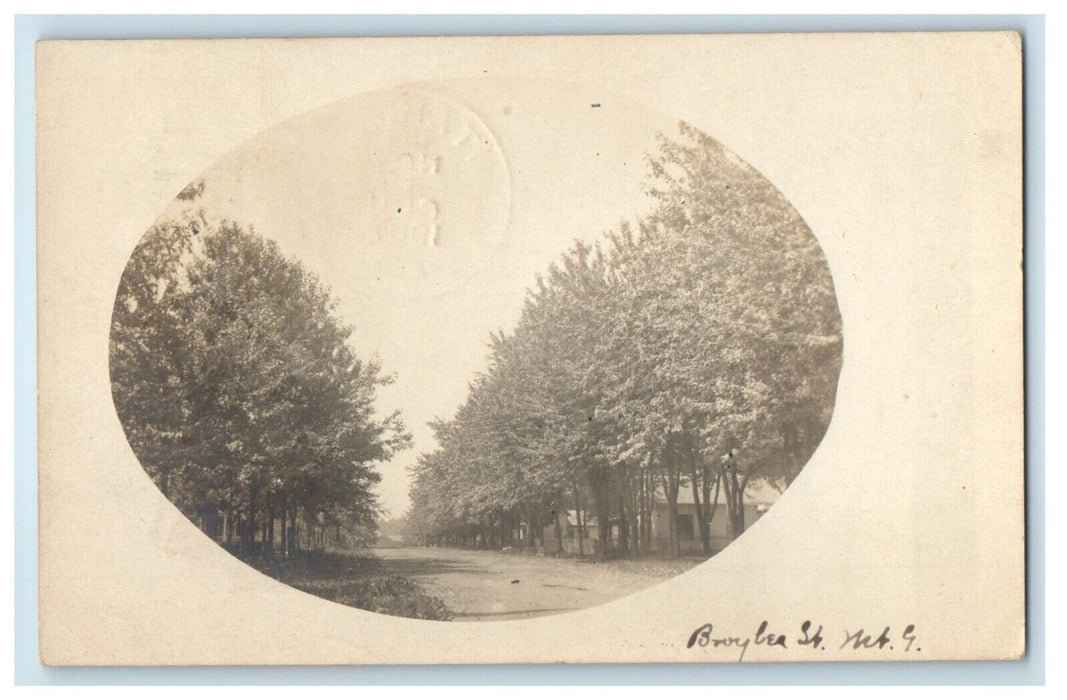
[32, 31, 1026, 667]
[108, 80, 843, 621]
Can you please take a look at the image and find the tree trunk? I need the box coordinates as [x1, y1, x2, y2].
[681, 428, 710, 555]
[572, 483, 585, 556]
[289, 506, 298, 554]
[720, 466, 736, 542]
[663, 449, 681, 558]
[594, 495, 612, 555]
[640, 461, 653, 554]
[521, 503, 533, 550]
[532, 506, 542, 550]
[691, 474, 710, 556]
[706, 471, 722, 551]
[280, 513, 287, 557]
[720, 461, 747, 543]
[267, 506, 275, 557]
[222, 509, 230, 547]
[734, 469, 751, 537]
[702, 466, 714, 553]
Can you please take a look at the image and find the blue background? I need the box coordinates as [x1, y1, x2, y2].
[13, 13, 1046, 685]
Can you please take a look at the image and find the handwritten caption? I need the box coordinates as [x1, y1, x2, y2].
[686, 620, 920, 662]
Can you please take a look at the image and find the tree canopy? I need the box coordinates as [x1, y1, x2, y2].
[110, 183, 411, 554]
[405, 123, 843, 556]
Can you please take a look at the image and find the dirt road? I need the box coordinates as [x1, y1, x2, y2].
[374, 546, 700, 621]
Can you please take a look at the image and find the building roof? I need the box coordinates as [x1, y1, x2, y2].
[560, 510, 596, 527]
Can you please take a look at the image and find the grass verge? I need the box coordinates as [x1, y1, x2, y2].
[246, 549, 454, 621]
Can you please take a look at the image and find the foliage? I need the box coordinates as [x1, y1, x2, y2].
[406, 122, 843, 555]
[110, 184, 411, 554]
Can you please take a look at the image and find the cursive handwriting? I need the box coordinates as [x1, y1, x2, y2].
[687, 620, 920, 662]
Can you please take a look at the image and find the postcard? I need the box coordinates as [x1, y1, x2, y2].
[35, 32, 1024, 665]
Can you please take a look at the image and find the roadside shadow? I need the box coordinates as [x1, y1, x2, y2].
[378, 555, 486, 578]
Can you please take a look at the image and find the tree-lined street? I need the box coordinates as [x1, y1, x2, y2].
[109, 119, 842, 620]
[405, 123, 842, 557]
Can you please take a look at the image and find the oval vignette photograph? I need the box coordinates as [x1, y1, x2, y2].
[108, 79, 843, 622]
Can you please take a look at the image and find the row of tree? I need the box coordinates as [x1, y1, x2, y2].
[405, 123, 843, 557]
[110, 183, 411, 556]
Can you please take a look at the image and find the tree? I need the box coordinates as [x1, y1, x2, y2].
[405, 122, 842, 557]
[110, 182, 411, 556]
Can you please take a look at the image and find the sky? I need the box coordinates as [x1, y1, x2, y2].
[156, 78, 681, 517]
